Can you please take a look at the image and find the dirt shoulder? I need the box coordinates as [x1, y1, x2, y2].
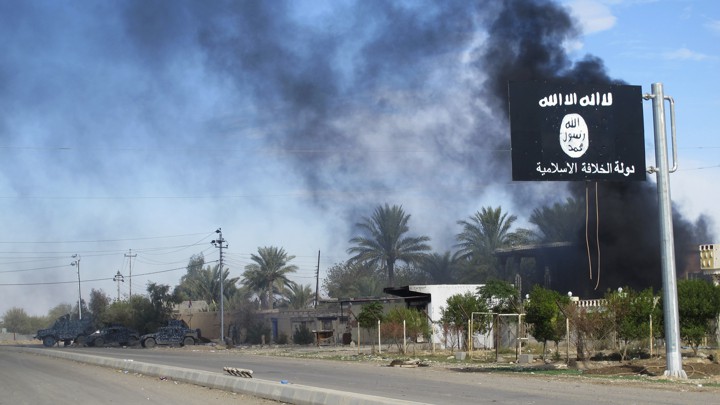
[212, 343, 720, 390]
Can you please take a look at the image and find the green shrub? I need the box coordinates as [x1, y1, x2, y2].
[293, 324, 314, 345]
[245, 320, 271, 344]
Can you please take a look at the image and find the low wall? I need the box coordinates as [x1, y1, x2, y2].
[0, 332, 35, 342]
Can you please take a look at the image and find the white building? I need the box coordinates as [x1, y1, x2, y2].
[384, 284, 489, 349]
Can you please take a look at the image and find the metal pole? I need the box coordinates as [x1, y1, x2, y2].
[403, 319, 406, 355]
[71, 255, 82, 320]
[125, 249, 136, 297]
[377, 319, 381, 354]
[565, 291, 572, 363]
[315, 250, 320, 308]
[113, 271, 124, 301]
[647, 82, 686, 379]
[649, 313, 653, 358]
[212, 228, 227, 343]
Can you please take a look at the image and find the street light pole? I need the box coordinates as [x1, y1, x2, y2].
[71, 254, 82, 320]
[211, 228, 228, 344]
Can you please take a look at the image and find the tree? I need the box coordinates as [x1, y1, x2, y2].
[419, 251, 461, 284]
[226, 285, 258, 311]
[478, 279, 521, 313]
[439, 292, 488, 351]
[383, 307, 430, 354]
[605, 287, 657, 360]
[226, 287, 265, 344]
[102, 294, 156, 334]
[184, 264, 240, 310]
[242, 246, 298, 310]
[455, 206, 529, 282]
[562, 301, 612, 361]
[323, 261, 378, 299]
[677, 279, 720, 355]
[528, 197, 584, 242]
[525, 285, 570, 359]
[103, 300, 134, 330]
[347, 204, 431, 287]
[283, 283, 315, 309]
[357, 301, 384, 332]
[47, 303, 73, 321]
[349, 276, 385, 298]
[146, 282, 178, 329]
[70, 299, 88, 321]
[293, 323, 314, 345]
[323, 261, 425, 299]
[2, 307, 33, 334]
[172, 254, 240, 310]
[174, 253, 207, 300]
[88, 289, 112, 326]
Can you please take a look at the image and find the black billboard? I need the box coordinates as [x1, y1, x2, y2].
[509, 81, 646, 181]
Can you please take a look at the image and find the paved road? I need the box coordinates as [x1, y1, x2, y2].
[12, 345, 719, 405]
[0, 349, 281, 405]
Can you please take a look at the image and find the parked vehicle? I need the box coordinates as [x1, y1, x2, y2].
[35, 314, 95, 347]
[140, 320, 200, 348]
[86, 325, 140, 347]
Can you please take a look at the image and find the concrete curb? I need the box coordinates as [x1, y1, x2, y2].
[8, 347, 428, 405]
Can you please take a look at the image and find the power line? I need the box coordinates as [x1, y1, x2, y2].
[0, 232, 212, 244]
[0, 264, 69, 274]
[0, 264, 189, 287]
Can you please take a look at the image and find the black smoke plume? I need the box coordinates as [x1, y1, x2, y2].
[117, 0, 711, 296]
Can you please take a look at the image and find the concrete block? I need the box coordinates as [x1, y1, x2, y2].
[518, 354, 533, 364]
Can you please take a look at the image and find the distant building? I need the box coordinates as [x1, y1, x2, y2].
[174, 285, 494, 349]
[384, 284, 485, 348]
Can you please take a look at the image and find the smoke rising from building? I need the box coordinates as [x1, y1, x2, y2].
[81, 0, 718, 292]
[0, 0, 713, 313]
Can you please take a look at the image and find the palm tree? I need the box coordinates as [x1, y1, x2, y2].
[456, 206, 522, 258]
[529, 197, 584, 242]
[225, 284, 257, 311]
[455, 206, 529, 282]
[350, 276, 385, 297]
[347, 204, 431, 287]
[283, 283, 315, 309]
[419, 251, 462, 284]
[189, 264, 239, 309]
[242, 246, 298, 310]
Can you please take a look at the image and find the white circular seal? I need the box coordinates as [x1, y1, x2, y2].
[559, 113, 589, 158]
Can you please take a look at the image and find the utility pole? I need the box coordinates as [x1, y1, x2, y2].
[125, 249, 136, 297]
[315, 250, 320, 308]
[70, 255, 82, 320]
[113, 271, 124, 302]
[211, 228, 228, 343]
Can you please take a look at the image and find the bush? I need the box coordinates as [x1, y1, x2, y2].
[245, 320, 271, 344]
[293, 324, 314, 345]
[276, 332, 289, 345]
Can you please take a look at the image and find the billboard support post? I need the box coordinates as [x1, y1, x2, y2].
[645, 82, 686, 379]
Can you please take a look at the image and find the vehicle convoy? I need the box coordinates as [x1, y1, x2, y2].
[140, 320, 200, 348]
[85, 325, 140, 347]
[35, 314, 95, 347]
